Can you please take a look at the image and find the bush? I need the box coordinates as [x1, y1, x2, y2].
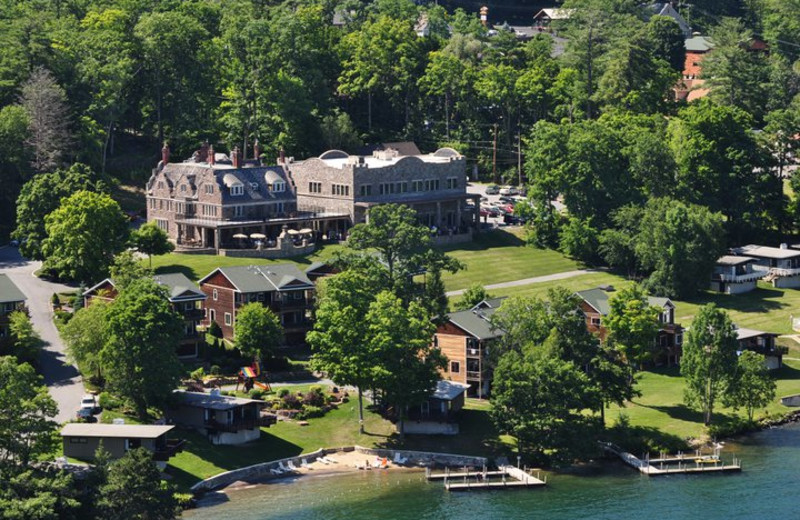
[54, 309, 73, 325]
[277, 388, 289, 398]
[51, 293, 60, 306]
[189, 367, 205, 381]
[297, 405, 325, 420]
[173, 493, 195, 509]
[303, 387, 326, 407]
[249, 389, 265, 400]
[209, 364, 221, 376]
[281, 393, 301, 409]
[98, 392, 122, 410]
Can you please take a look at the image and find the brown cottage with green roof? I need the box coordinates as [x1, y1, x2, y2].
[198, 264, 315, 345]
[0, 274, 26, 345]
[576, 288, 684, 366]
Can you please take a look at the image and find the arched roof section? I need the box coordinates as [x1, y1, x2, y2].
[432, 147, 461, 158]
[319, 150, 349, 160]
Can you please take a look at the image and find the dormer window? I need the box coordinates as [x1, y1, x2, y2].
[271, 181, 286, 193]
[205, 184, 214, 195]
[180, 185, 187, 193]
[230, 184, 244, 196]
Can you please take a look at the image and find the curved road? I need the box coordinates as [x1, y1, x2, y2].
[446, 269, 598, 297]
[0, 247, 84, 423]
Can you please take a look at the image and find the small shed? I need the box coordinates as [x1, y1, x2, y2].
[60, 423, 180, 461]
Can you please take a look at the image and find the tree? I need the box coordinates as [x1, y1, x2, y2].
[0, 357, 58, 470]
[308, 269, 384, 433]
[422, 267, 449, 325]
[558, 216, 598, 263]
[234, 303, 282, 359]
[130, 222, 174, 268]
[0, 104, 29, 241]
[491, 348, 600, 463]
[681, 304, 739, 425]
[726, 350, 777, 422]
[457, 284, 491, 310]
[643, 15, 686, 72]
[62, 301, 109, 383]
[636, 198, 726, 299]
[13, 163, 108, 260]
[0, 467, 82, 519]
[101, 278, 183, 418]
[97, 448, 177, 520]
[604, 284, 661, 367]
[7, 310, 39, 365]
[598, 206, 643, 277]
[109, 251, 152, 291]
[367, 291, 442, 438]
[41, 190, 129, 283]
[19, 67, 73, 172]
[319, 110, 361, 152]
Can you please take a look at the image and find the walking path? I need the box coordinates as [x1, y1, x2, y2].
[0, 247, 84, 423]
[446, 269, 598, 297]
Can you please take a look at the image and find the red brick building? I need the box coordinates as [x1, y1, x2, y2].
[198, 264, 315, 346]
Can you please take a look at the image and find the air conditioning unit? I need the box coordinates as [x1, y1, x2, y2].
[468, 348, 479, 356]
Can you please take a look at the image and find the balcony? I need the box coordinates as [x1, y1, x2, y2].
[183, 308, 206, 320]
[716, 271, 764, 283]
[466, 371, 482, 380]
[271, 298, 309, 310]
[204, 418, 259, 433]
[153, 438, 186, 461]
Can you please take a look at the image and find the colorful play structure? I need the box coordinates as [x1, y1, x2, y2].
[237, 360, 271, 392]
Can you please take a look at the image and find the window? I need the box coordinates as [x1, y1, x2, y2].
[157, 181, 165, 189]
[397, 181, 408, 193]
[233, 206, 244, 218]
[184, 302, 194, 311]
[450, 361, 460, 373]
[308, 182, 322, 194]
[332, 184, 349, 196]
[180, 185, 187, 193]
[205, 184, 214, 195]
[410, 180, 423, 192]
[675, 333, 683, 345]
[209, 309, 215, 322]
[275, 202, 284, 213]
[212, 289, 218, 301]
[69, 437, 88, 444]
[447, 177, 458, 189]
[250, 182, 260, 192]
[224, 312, 232, 326]
[230, 184, 244, 196]
[272, 181, 286, 192]
[590, 317, 601, 326]
[360, 185, 372, 196]
[156, 219, 168, 232]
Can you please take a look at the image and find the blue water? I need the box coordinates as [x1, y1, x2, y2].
[185, 424, 800, 520]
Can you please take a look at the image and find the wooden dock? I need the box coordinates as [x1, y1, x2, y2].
[427, 465, 546, 491]
[600, 442, 742, 477]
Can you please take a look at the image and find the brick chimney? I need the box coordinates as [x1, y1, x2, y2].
[161, 142, 170, 164]
[199, 141, 209, 162]
[232, 146, 240, 168]
[279, 146, 285, 165]
[208, 144, 215, 165]
[254, 139, 261, 163]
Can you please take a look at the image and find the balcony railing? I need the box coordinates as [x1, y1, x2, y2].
[716, 272, 764, 283]
[183, 308, 206, 320]
[466, 371, 482, 380]
[272, 298, 309, 310]
[752, 265, 800, 278]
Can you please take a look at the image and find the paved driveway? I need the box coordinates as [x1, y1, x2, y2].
[0, 247, 84, 423]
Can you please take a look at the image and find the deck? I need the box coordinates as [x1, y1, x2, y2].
[601, 442, 742, 476]
[427, 465, 546, 491]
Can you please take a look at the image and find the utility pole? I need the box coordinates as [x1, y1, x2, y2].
[492, 123, 498, 184]
[517, 130, 522, 188]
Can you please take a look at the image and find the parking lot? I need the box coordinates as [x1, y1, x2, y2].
[467, 182, 528, 228]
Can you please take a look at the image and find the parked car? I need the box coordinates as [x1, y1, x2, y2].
[80, 394, 98, 414]
[504, 214, 527, 225]
[498, 196, 516, 204]
[485, 184, 500, 195]
[76, 407, 97, 422]
[499, 186, 520, 196]
[480, 205, 502, 217]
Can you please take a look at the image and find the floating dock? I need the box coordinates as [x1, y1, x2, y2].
[600, 442, 742, 476]
[427, 465, 546, 491]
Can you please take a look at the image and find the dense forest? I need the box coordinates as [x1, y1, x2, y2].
[1, 0, 800, 255]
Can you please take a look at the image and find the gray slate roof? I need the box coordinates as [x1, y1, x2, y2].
[0, 274, 25, 304]
[201, 264, 314, 293]
[155, 163, 294, 205]
[153, 273, 206, 301]
[174, 390, 264, 411]
[686, 35, 714, 52]
[576, 288, 672, 316]
[446, 307, 501, 340]
[61, 423, 174, 439]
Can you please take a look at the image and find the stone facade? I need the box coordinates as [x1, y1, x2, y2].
[287, 147, 479, 232]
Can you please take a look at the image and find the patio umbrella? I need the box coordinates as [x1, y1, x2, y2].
[232, 233, 248, 239]
[287, 229, 300, 235]
[250, 233, 266, 239]
[299, 228, 313, 234]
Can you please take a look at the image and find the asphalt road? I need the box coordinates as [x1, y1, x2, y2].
[0, 246, 84, 423]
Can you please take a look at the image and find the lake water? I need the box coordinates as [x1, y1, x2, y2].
[185, 424, 800, 520]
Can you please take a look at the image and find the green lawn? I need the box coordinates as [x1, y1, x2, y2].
[441, 229, 579, 291]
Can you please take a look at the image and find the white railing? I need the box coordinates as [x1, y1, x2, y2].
[718, 272, 764, 283]
[749, 264, 800, 278]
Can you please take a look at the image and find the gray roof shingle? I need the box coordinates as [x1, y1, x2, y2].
[202, 264, 314, 293]
[0, 274, 25, 304]
[577, 288, 672, 316]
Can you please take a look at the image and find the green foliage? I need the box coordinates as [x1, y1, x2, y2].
[725, 350, 777, 422]
[14, 163, 108, 260]
[98, 392, 122, 411]
[558, 216, 598, 264]
[0, 357, 58, 469]
[42, 190, 129, 283]
[0, 467, 82, 519]
[63, 301, 109, 381]
[208, 320, 222, 339]
[605, 284, 661, 366]
[681, 305, 739, 425]
[101, 278, 183, 418]
[637, 198, 726, 299]
[234, 303, 282, 359]
[97, 448, 178, 520]
[189, 367, 205, 381]
[109, 251, 152, 291]
[7, 310, 39, 364]
[457, 284, 490, 310]
[130, 222, 174, 268]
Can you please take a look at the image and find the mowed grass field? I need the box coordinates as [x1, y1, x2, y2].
[149, 228, 580, 292]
